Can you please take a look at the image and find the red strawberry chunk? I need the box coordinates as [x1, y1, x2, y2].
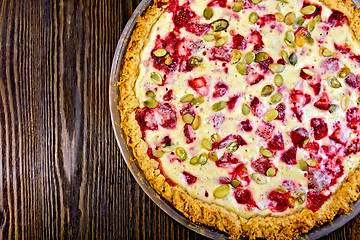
[188, 77, 209, 96]
[257, 14, 276, 28]
[157, 103, 178, 129]
[300, 67, 314, 80]
[258, 57, 274, 72]
[180, 103, 195, 116]
[346, 107, 360, 129]
[275, 102, 286, 120]
[173, 8, 195, 28]
[248, 31, 264, 51]
[251, 157, 277, 176]
[232, 34, 247, 50]
[250, 97, 265, 117]
[268, 190, 290, 212]
[345, 73, 360, 89]
[209, 46, 231, 62]
[136, 107, 158, 132]
[219, 176, 232, 184]
[320, 57, 339, 74]
[308, 169, 332, 192]
[210, 114, 225, 129]
[304, 141, 319, 154]
[185, 22, 210, 36]
[240, 119, 253, 132]
[268, 133, 285, 150]
[311, 118, 328, 140]
[246, 69, 264, 86]
[313, 92, 331, 110]
[329, 127, 347, 145]
[227, 95, 240, 110]
[213, 134, 247, 149]
[213, 82, 229, 98]
[256, 121, 274, 140]
[334, 43, 351, 54]
[345, 138, 360, 156]
[216, 152, 239, 168]
[291, 106, 303, 123]
[234, 188, 258, 209]
[182, 171, 197, 185]
[306, 191, 330, 212]
[328, 11, 349, 27]
[281, 147, 297, 165]
[289, 89, 311, 106]
[323, 158, 344, 179]
[184, 124, 196, 143]
[321, 145, 340, 158]
[290, 128, 309, 147]
[163, 89, 174, 101]
[231, 163, 251, 187]
[207, 0, 227, 7]
[282, 179, 297, 193]
[161, 136, 172, 146]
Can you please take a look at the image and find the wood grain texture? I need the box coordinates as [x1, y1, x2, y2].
[0, 0, 358, 239]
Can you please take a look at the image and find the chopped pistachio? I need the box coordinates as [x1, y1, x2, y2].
[328, 76, 342, 88]
[321, 48, 332, 57]
[249, 12, 259, 24]
[328, 104, 338, 113]
[144, 99, 158, 109]
[203, 7, 213, 20]
[302, 137, 310, 147]
[230, 49, 243, 65]
[180, 94, 194, 103]
[251, 173, 267, 184]
[215, 37, 227, 47]
[274, 74, 284, 87]
[271, 93, 283, 104]
[338, 66, 350, 78]
[285, 30, 295, 44]
[208, 151, 218, 162]
[296, 16, 305, 26]
[153, 48, 167, 57]
[212, 101, 227, 112]
[314, 14, 321, 22]
[281, 50, 289, 64]
[164, 57, 173, 65]
[145, 90, 156, 99]
[188, 56, 203, 67]
[284, 12, 295, 25]
[182, 114, 195, 124]
[306, 158, 318, 167]
[232, 1, 243, 12]
[276, 187, 287, 193]
[269, 63, 285, 73]
[231, 179, 240, 188]
[211, 133, 221, 142]
[298, 161, 308, 171]
[296, 193, 306, 204]
[236, 62, 248, 75]
[261, 84, 275, 97]
[302, 68, 315, 77]
[152, 149, 165, 158]
[201, 138, 213, 150]
[227, 141, 239, 152]
[242, 103, 250, 115]
[275, 12, 284, 22]
[192, 96, 204, 105]
[213, 185, 230, 198]
[255, 52, 269, 62]
[305, 34, 314, 44]
[203, 34, 215, 42]
[289, 53, 297, 65]
[192, 115, 201, 130]
[264, 109, 279, 122]
[199, 153, 208, 165]
[251, 0, 262, 4]
[245, 52, 255, 64]
[211, 19, 229, 32]
[150, 72, 163, 85]
[260, 147, 274, 158]
[190, 156, 199, 165]
[301, 5, 316, 15]
[266, 167, 276, 177]
[176, 147, 187, 161]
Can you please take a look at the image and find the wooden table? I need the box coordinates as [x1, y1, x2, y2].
[0, 0, 359, 239]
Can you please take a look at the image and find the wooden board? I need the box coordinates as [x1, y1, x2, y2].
[0, 0, 358, 239]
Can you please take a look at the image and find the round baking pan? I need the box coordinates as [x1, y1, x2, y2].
[109, 0, 360, 239]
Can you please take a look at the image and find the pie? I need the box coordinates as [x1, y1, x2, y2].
[118, 0, 360, 239]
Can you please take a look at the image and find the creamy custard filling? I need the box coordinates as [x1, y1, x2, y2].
[134, 0, 360, 218]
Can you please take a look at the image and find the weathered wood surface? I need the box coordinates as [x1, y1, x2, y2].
[0, 0, 358, 239]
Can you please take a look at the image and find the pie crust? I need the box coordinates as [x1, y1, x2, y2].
[118, 0, 360, 239]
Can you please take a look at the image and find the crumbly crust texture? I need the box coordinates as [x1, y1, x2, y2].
[118, 0, 360, 239]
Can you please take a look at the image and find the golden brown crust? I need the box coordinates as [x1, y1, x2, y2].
[118, 0, 360, 239]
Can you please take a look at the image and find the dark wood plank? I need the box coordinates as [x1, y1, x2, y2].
[0, 0, 358, 239]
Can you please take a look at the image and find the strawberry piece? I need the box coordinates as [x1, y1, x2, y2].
[345, 138, 360, 156]
[157, 103, 178, 129]
[350, 54, 360, 65]
[334, 43, 351, 54]
[313, 92, 331, 110]
[248, 31, 264, 51]
[219, 176, 231, 184]
[290, 128, 309, 147]
[323, 158, 344, 179]
[182, 171, 197, 185]
[329, 127, 347, 145]
[268, 190, 290, 213]
[185, 22, 210, 36]
[306, 191, 330, 212]
[291, 106, 303, 123]
[180, 103, 195, 116]
[163, 89, 174, 101]
[188, 77, 209, 96]
[258, 57, 274, 72]
[173, 8, 195, 28]
[209, 46, 231, 62]
[346, 107, 360, 129]
[234, 188, 258, 209]
[240, 119, 253, 132]
[308, 169, 332, 192]
[136, 107, 158, 132]
[232, 34, 247, 50]
[282, 179, 297, 193]
[161, 136, 172, 146]
[345, 73, 360, 89]
[210, 114, 225, 129]
[227, 95, 240, 110]
[184, 124, 196, 143]
[257, 14, 276, 28]
[302, 2, 322, 19]
[321, 145, 340, 158]
[304, 141, 319, 154]
[231, 163, 251, 187]
[328, 11, 349, 27]
[289, 89, 311, 106]
[320, 57, 339, 74]
[212, 134, 247, 149]
[275, 102, 286, 120]
[251, 157, 277, 176]
[299, 66, 314, 80]
[311, 118, 328, 140]
[246, 70, 264, 86]
[216, 152, 239, 168]
[213, 82, 229, 98]
[207, 0, 227, 7]
[268, 133, 285, 150]
[281, 147, 297, 165]
[152, 54, 178, 74]
[250, 97, 265, 117]
[256, 121, 274, 140]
